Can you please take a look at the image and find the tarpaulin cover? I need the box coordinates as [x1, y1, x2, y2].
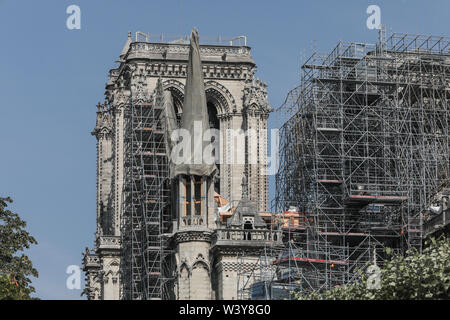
[173, 28, 217, 177]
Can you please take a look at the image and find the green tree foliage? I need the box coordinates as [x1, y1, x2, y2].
[0, 197, 38, 300]
[295, 237, 450, 300]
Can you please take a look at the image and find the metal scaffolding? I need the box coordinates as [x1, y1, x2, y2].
[239, 32, 450, 298]
[236, 239, 284, 300]
[121, 84, 174, 300]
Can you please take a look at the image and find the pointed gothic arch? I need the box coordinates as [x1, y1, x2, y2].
[192, 259, 210, 275]
[178, 262, 191, 276]
[191, 258, 211, 299]
[178, 262, 191, 300]
[161, 79, 235, 118]
[108, 259, 120, 267]
[163, 79, 185, 118]
[204, 81, 235, 116]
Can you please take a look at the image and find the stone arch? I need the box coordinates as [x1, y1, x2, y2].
[178, 262, 190, 300]
[203, 84, 233, 194]
[163, 79, 184, 116]
[161, 79, 236, 117]
[192, 255, 211, 275]
[104, 270, 114, 279]
[121, 64, 133, 85]
[93, 287, 100, 300]
[107, 259, 120, 268]
[102, 272, 111, 288]
[247, 103, 259, 114]
[190, 259, 211, 299]
[204, 80, 236, 116]
[178, 262, 191, 276]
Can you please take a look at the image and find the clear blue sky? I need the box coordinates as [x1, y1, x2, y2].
[0, 0, 448, 299]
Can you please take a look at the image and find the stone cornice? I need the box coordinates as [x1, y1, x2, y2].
[130, 62, 252, 81]
[215, 261, 268, 273]
[96, 235, 121, 250]
[210, 245, 267, 257]
[127, 42, 255, 65]
[82, 253, 101, 270]
[173, 230, 213, 244]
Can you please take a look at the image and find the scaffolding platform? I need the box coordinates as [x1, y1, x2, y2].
[345, 195, 408, 205]
[273, 257, 348, 267]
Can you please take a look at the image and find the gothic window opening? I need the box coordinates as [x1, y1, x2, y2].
[184, 176, 204, 218]
[207, 101, 220, 194]
[164, 87, 184, 125]
[194, 176, 202, 216]
[244, 221, 253, 240]
[207, 102, 219, 130]
[244, 220, 253, 230]
[185, 176, 191, 217]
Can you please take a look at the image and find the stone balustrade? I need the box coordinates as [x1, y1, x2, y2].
[83, 254, 101, 268]
[97, 235, 121, 250]
[129, 42, 251, 56]
[212, 229, 282, 246]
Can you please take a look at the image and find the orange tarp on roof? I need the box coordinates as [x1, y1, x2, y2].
[214, 192, 229, 207]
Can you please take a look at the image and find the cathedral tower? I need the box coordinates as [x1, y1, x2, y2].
[83, 29, 273, 300]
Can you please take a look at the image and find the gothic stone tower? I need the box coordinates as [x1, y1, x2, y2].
[83, 30, 272, 300]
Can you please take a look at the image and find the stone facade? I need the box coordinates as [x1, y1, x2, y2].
[82, 236, 120, 300]
[83, 32, 275, 300]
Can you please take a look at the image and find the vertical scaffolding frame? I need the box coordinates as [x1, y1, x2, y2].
[268, 33, 449, 297]
[121, 88, 173, 300]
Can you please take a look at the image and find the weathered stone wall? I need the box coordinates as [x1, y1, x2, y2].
[176, 239, 212, 300]
[101, 256, 120, 300]
[214, 255, 261, 300]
